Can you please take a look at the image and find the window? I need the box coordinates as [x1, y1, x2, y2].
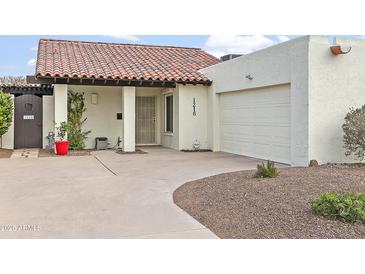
[165, 94, 173, 133]
[25, 103, 33, 111]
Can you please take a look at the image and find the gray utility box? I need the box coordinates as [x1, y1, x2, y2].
[95, 137, 108, 150]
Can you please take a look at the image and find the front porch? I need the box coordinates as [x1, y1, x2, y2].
[52, 84, 177, 152]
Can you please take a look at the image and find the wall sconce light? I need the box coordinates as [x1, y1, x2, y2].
[245, 74, 253, 80]
[91, 93, 98, 105]
[330, 37, 352, 55]
[330, 44, 352, 55]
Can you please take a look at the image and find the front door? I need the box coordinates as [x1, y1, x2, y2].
[14, 94, 43, 149]
[135, 96, 156, 145]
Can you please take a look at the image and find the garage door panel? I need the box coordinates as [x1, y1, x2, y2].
[273, 144, 291, 160]
[220, 85, 291, 164]
[223, 126, 290, 144]
[223, 109, 289, 124]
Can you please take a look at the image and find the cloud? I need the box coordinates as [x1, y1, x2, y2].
[30, 46, 38, 51]
[277, 35, 290, 42]
[204, 35, 291, 58]
[109, 35, 140, 42]
[204, 35, 275, 57]
[27, 59, 36, 66]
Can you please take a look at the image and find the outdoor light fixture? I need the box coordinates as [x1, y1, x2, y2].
[330, 45, 352, 55]
[330, 38, 352, 55]
[245, 74, 253, 80]
[91, 93, 99, 105]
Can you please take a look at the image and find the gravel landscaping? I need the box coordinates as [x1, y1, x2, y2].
[173, 166, 365, 239]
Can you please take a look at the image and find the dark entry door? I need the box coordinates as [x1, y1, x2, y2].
[14, 94, 43, 149]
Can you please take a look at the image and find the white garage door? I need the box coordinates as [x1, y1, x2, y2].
[220, 84, 291, 164]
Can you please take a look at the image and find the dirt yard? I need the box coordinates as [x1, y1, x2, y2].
[0, 148, 12, 158]
[38, 149, 91, 157]
[174, 166, 365, 239]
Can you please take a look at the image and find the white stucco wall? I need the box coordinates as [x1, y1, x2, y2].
[67, 84, 209, 151]
[178, 84, 209, 150]
[289, 37, 310, 166]
[42, 95, 54, 148]
[1, 94, 14, 149]
[68, 85, 123, 149]
[308, 36, 365, 164]
[202, 36, 310, 166]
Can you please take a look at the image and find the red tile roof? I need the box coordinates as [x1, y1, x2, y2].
[35, 39, 219, 84]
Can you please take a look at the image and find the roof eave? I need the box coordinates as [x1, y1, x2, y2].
[31, 75, 212, 87]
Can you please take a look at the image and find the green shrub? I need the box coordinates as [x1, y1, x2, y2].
[310, 191, 365, 223]
[255, 160, 278, 178]
[67, 91, 91, 150]
[342, 105, 365, 161]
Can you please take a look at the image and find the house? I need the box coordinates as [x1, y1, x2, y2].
[2, 36, 365, 166]
[2, 39, 219, 153]
[202, 35, 365, 166]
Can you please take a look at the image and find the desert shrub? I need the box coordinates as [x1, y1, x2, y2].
[310, 191, 365, 223]
[342, 105, 365, 161]
[0, 91, 13, 148]
[67, 91, 91, 150]
[255, 160, 278, 178]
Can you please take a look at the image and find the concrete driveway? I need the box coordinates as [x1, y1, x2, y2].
[0, 147, 272, 238]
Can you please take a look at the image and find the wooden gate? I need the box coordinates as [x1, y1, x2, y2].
[14, 94, 43, 148]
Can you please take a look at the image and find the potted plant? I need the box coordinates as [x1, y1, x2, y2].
[55, 122, 69, 155]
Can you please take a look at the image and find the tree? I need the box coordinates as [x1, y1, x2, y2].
[0, 91, 13, 148]
[0, 76, 26, 86]
[67, 91, 91, 150]
[342, 105, 365, 161]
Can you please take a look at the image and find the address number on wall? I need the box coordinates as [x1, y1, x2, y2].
[23, 115, 34, 120]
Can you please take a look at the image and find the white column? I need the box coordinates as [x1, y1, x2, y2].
[207, 85, 220, 152]
[43, 95, 55, 148]
[122, 86, 135, 152]
[54, 84, 68, 138]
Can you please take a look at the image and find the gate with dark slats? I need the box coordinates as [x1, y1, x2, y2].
[14, 94, 43, 148]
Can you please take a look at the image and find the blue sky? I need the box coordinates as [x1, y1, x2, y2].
[0, 35, 362, 77]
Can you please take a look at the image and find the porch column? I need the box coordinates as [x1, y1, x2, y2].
[122, 86, 135, 152]
[54, 84, 68, 138]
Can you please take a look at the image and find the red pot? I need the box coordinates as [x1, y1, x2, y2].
[55, 141, 69, 155]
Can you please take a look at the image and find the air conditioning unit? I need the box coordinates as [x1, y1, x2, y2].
[220, 54, 243, 62]
[95, 137, 108, 150]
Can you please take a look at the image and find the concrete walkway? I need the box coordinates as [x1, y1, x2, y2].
[0, 147, 275, 238]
